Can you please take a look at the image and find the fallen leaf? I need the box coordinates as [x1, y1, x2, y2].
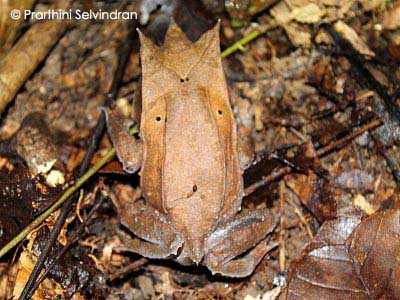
[383, 3, 400, 30]
[13, 249, 64, 299]
[261, 286, 282, 300]
[286, 172, 336, 223]
[270, 1, 292, 25]
[284, 209, 400, 299]
[359, 0, 386, 11]
[352, 194, 376, 214]
[348, 209, 400, 299]
[334, 21, 375, 57]
[290, 3, 325, 24]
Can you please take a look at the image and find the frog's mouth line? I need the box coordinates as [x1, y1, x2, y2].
[170, 184, 200, 202]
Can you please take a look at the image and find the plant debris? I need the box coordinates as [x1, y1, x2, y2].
[1, 0, 400, 299]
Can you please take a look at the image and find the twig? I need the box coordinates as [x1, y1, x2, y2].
[108, 258, 149, 281]
[322, 23, 400, 124]
[285, 195, 314, 239]
[19, 22, 138, 299]
[244, 119, 382, 196]
[244, 167, 292, 197]
[221, 20, 276, 58]
[278, 181, 286, 272]
[0, 19, 279, 295]
[25, 193, 106, 299]
[0, 148, 116, 259]
[315, 119, 382, 156]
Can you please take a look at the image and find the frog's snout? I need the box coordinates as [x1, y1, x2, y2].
[191, 239, 205, 265]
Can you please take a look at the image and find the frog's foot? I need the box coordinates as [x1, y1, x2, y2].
[203, 208, 276, 277]
[102, 107, 143, 173]
[118, 201, 184, 259]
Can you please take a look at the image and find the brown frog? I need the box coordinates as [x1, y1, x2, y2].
[105, 20, 275, 277]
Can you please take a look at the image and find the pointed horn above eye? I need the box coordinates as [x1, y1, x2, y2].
[137, 28, 155, 47]
[195, 20, 221, 44]
[164, 17, 192, 45]
[137, 28, 160, 63]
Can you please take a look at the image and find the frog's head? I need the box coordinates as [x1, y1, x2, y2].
[137, 18, 221, 81]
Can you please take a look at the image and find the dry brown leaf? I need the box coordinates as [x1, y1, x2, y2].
[348, 209, 400, 299]
[290, 3, 325, 24]
[284, 209, 400, 299]
[358, 0, 386, 11]
[270, 1, 292, 25]
[13, 251, 64, 299]
[382, 3, 400, 30]
[285, 244, 369, 300]
[303, 207, 363, 252]
[333, 21, 375, 57]
[283, 23, 312, 47]
[286, 172, 336, 223]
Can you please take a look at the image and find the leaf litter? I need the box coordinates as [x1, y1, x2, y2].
[1, 0, 400, 299]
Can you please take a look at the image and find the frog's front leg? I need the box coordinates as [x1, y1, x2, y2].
[118, 200, 184, 259]
[102, 107, 143, 173]
[203, 208, 276, 277]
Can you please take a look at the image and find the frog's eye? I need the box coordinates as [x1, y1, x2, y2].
[156, 116, 162, 122]
[217, 109, 223, 115]
[192, 185, 197, 192]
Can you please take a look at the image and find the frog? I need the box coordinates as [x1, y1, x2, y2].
[104, 19, 276, 277]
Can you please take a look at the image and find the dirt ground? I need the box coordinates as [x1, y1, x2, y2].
[1, 0, 400, 299]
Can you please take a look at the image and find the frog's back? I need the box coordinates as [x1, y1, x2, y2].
[138, 20, 243, 245]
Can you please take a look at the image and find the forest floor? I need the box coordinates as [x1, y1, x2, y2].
[1, 0, 400, 299]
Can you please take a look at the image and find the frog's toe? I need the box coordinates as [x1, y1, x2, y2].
[118, 201, 184, 259]
[205, 240, 277, 277]
[117, 234, 183, 259]
[203, 208, 277, 277]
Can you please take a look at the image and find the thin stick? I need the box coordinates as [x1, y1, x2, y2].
[315, 119, 382, 156]
[19, 22, 139, 299]
[26, 193, 106, 299]
[0, 19, 280, 283]
[278, 181, 286, 272]
[285, 196, 314, 239]
[221, 20, 276, 58]
[244, 119, 382, 196]
[0, 148, 116, 259]
[244, 167, 291, 197]
[108, 258, 149, 281]
[322, 24, 400, 124]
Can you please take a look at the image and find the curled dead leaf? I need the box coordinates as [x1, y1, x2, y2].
[285, 209, 400, 299]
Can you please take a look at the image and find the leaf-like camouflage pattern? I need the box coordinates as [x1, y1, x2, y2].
[138, 20, 243, 243]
